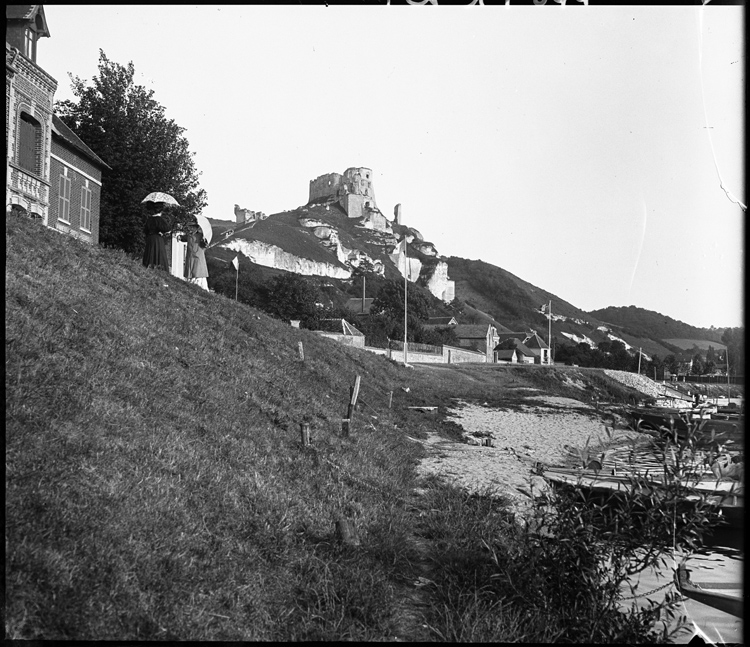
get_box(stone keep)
[308,167,378,221]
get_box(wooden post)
[300,423,311,447]
[388,390,393,409]
[343,375,360,437]
[346,375,361,420]
[298,341,304,362]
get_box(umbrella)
[142,192,179,206]
[195,214,212,245]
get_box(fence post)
[388,390,393,409]
[298,341,304,362]
[300,423,311,446]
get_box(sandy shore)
[411,394,641,516]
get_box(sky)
[39,5,744,329]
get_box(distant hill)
[589,306,726,353]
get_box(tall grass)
[6,214,712,641]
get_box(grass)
[7,214,735,641]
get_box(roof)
[494,349,517,360]
[317,319,364,336]
[6,5,49,37]
[524,332,550,350]
[426,316,457,326]
[51,115,110,170]
[453,324,495,340]
[494,338,535,356]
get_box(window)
[24,28,36,60]
[80,181,92,231]
[58,169,71,223]
[18,112,41,174]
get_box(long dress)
[184,231,209,290]
[142,214,171,270]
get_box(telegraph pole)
[403,239,408,366]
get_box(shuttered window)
[58,170,71,223]
[80,181,92,231]
[18,113,40,174]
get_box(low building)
[314,318,365,350]
[453,323,499,362]
[494,338,535,364]
[496,331,551,365]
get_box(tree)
[262,274,323,327]
[55,51,207,254]
[691,353,704,376]
[371,279,431,336]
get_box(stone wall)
[309,172,343,203]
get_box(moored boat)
[674,564,743,618]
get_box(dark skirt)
[143,234,169,271]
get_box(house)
[453,323,499,362]
[494,348,518,364]
[6,5,107,243]
[314,318,365,350]
[494,338,535,364]
[48,115,110,244]
[495,331,551,365]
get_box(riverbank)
[411,393,641,517]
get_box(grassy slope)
[4,215,657,641]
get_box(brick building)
[6,5,107,243]
[48,115,109,244]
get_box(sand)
[410,395,641,516]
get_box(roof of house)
[494,338,535,356]
[317,318,364,336]
[51,115,111,170]
[453,324,495,340]
[524,331,550,350]
[426,316,458,326]
[344,297,374,314]
[494,349,517,360]
[6,5,49,36]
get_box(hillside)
[7,213,674,641]
[206,197,728,363]
[589,306,726,348]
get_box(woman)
[142,201,171,271]
[183,223,209,290]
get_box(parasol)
[195,214,212,245]
[142,192,179,206]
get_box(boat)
[674,564,743,618]
[624,405,743,443]
[541,467,744,530]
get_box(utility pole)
[637,347,642,375]
[548,300,552,365]
[403,239,408,366]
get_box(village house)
[6,5,107,243]
[452,323,499,363]
[494,337,536,364]
[495,331,551,365]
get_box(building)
[453,323,499,363]
[314,318,366,350]
[48,115,109,244]
[494,338,535,364]
[6,5,107,243]
[495,331,551,365]
[6,5,55,221]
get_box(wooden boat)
[674,564,743,618]
[541,467,744,530]
[625,406,743,439]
